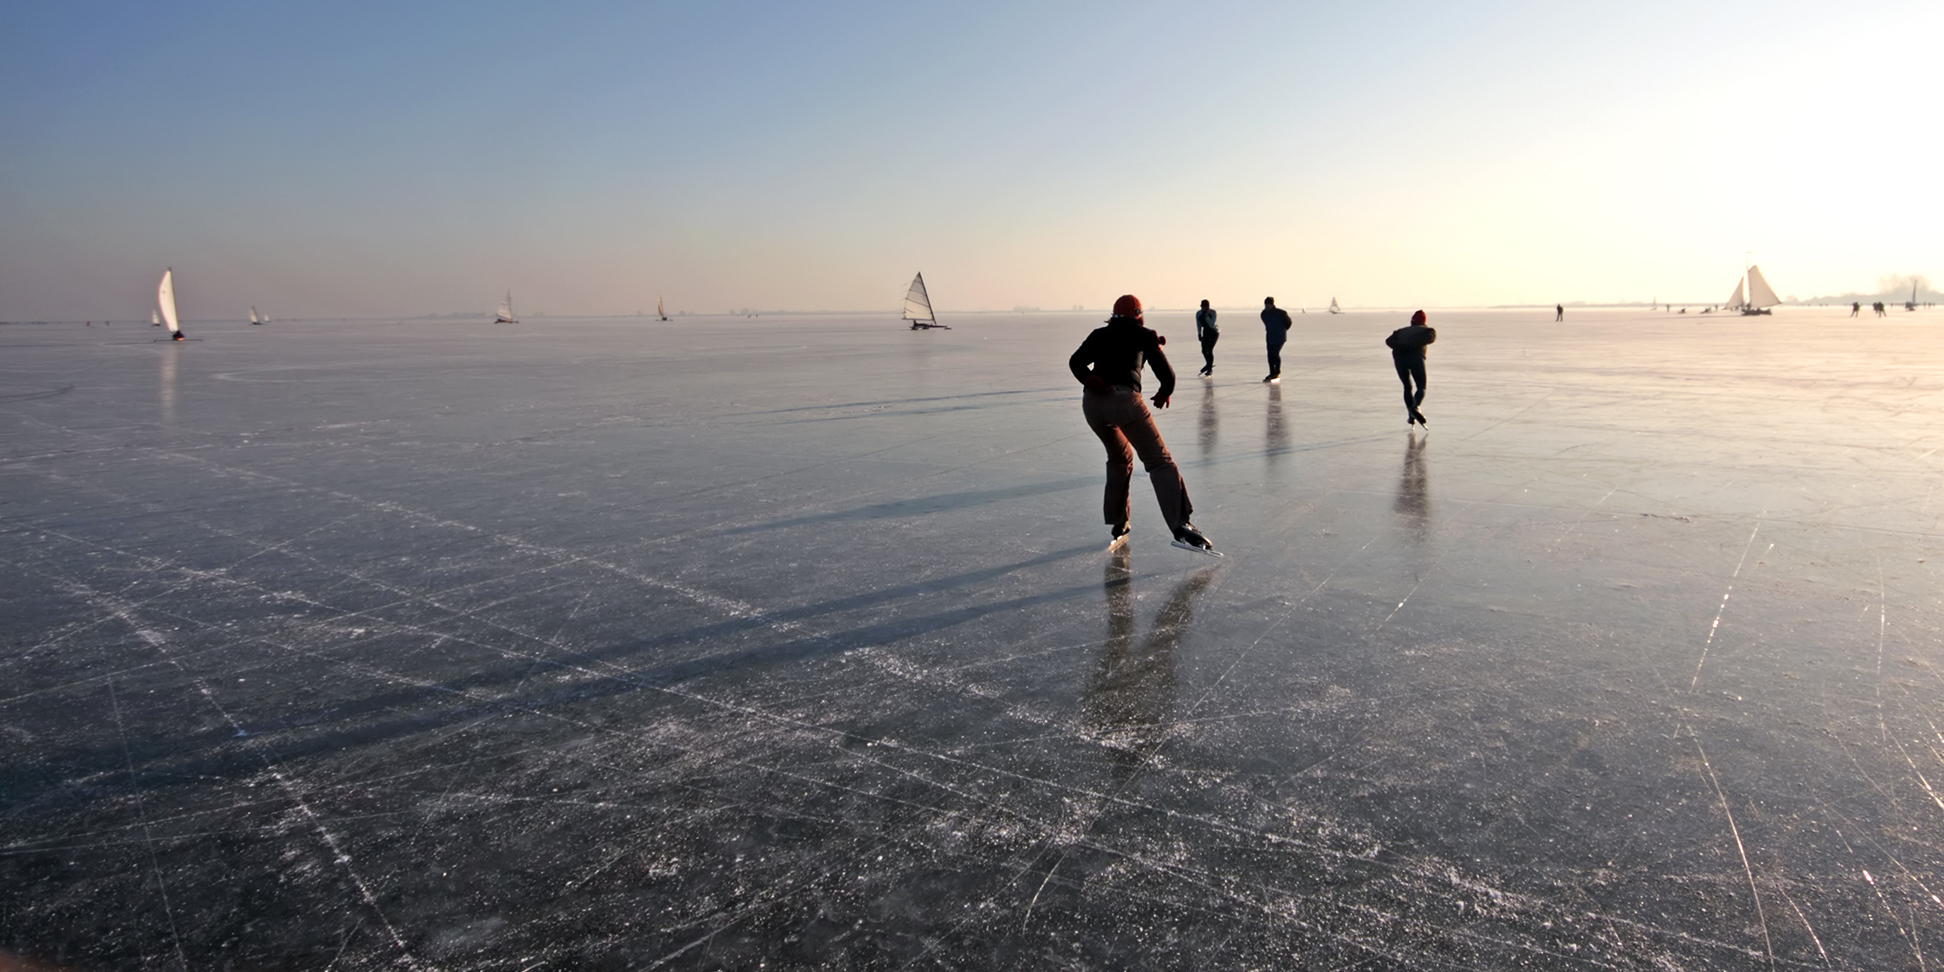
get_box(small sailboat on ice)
[151,310,161,327]
[1908,282,1919,313]
[249,306,265,325]
[495,292,518,324]
[1327,297,1342,315]
[1726,263,1780,316]
[657,296,669,321]
[904,273,947,330]
[157,269,186,341]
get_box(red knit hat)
[1111,294,1143,320]
[1411,310,1427,325]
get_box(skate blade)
[1170,539,1223,557]
[1107,534,1129,552]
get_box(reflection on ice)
[1393,429,1429,545]
[157,345,177,427]
[1264,380,1287,467]
[1081,551,1214,776]
[1197,379,1217,460]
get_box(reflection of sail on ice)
[903,272,947,329]
[1327,297,1342,314]
[495,292,517,323]
[1727,264,1779,316]
[158,269,183,339]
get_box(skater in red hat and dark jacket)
[1385,309,1436,427]
[1069,295,1217,555]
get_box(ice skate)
[1170,525,1221,557]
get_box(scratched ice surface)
[2,308,1942,969]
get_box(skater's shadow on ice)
[717,478,1092,536]
[1,544,1104,815]
[736,386,1061,417]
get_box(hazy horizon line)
[9,299,1937,326]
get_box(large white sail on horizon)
[657,296,667,320]
[1328,297,1342,314]
[495,292,517,323]
[157,269,180,335]
[1745,265,1781,309]
[250,306,261,324]
[902,273,936,326]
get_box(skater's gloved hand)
[1082,373,1110,394]
[1151,393,1170,409]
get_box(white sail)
[495,291,516,323]
[657,296,667,320]
[1726,279,1745,310]
[902,273,935,324]
[1327,297,1341,314]
[158,269,180,334]
[250,306,260,324]
[151,310,160,325]
[1745,265,1781,309]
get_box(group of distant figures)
[1851,301,1926,317]
[1555,303,1723,319]
[1066,295,1436,557]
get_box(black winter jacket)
[1070,319,1175,399]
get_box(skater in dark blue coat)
[1260,297,1292,382]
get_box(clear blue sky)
[2,0,1937,319]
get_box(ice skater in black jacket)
[1195,300,1219,377]
[1385,310,1436,427]
[1070,294,1217,555]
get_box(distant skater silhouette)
[1385,310,1436,427]
[1875,301,1887,318]
[1555,304,1564,321]
[1195,299,1219,377]
[1260,297,1292,382]
[1070,294,1217,555]
[1851,301,1861,317]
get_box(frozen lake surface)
[3,307,1943,969]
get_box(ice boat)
[904,273,947,330]
[158,269,185,340]
[1727,264,1780,316]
